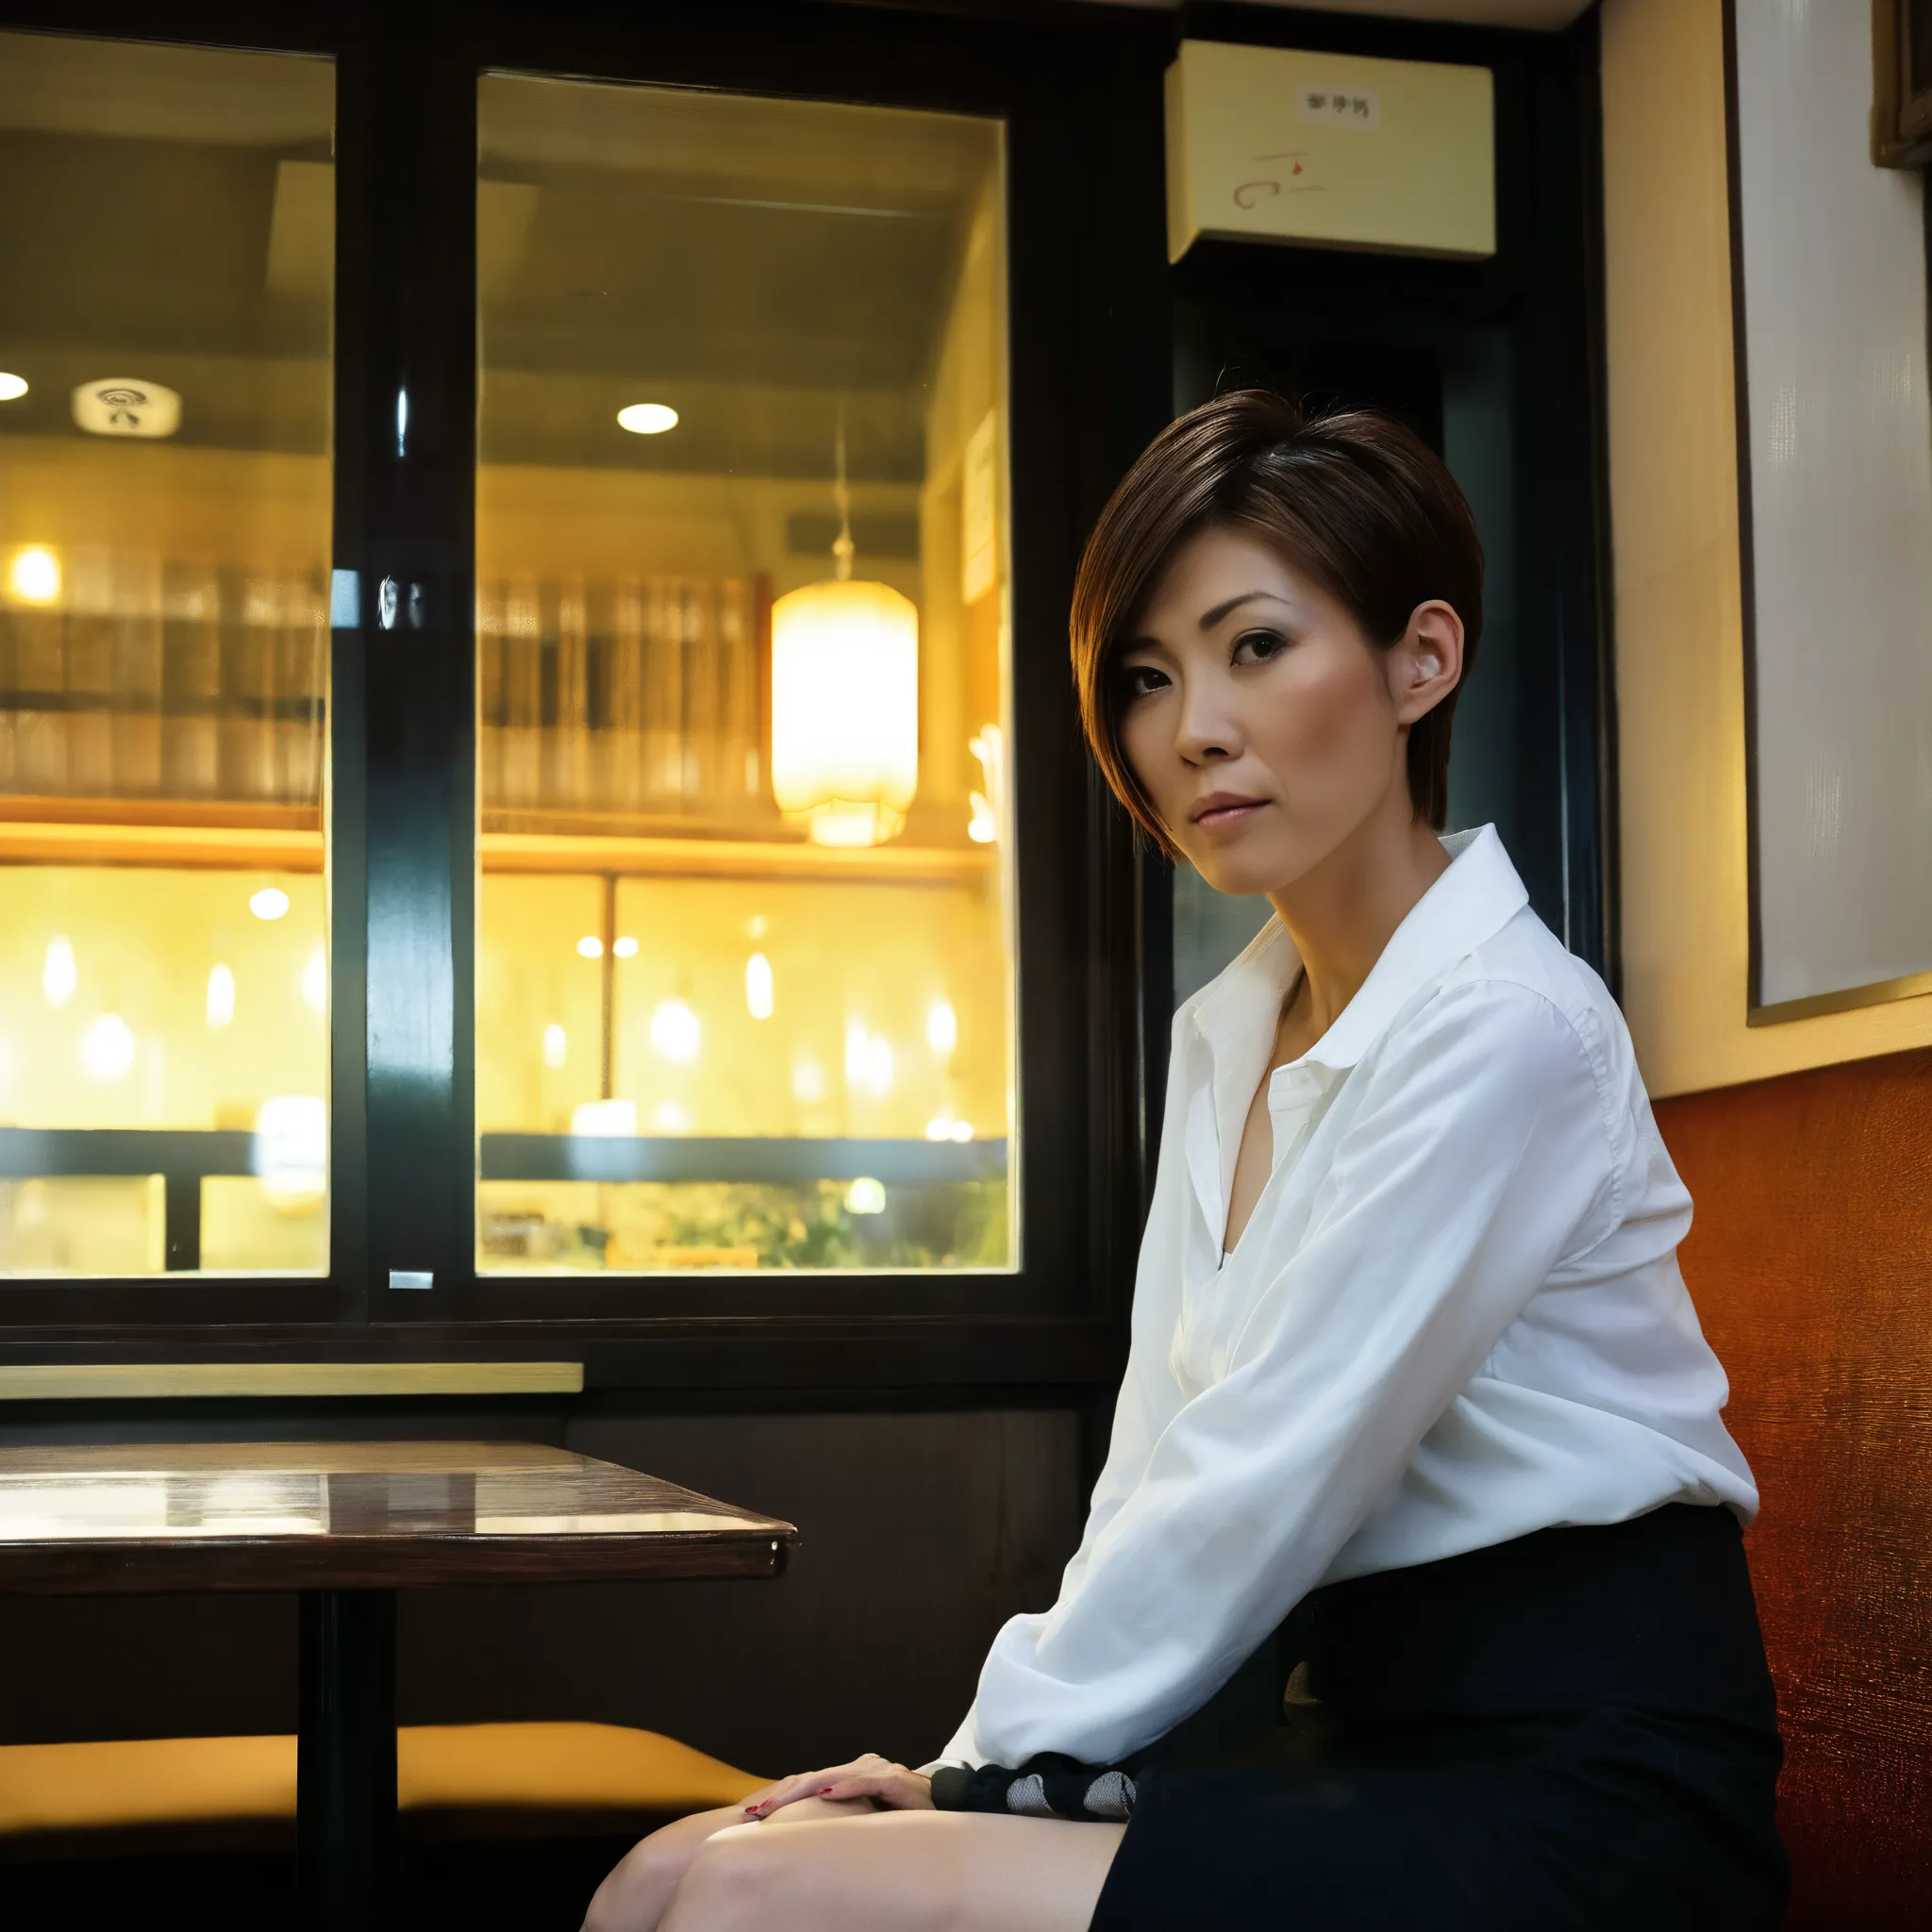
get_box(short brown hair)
[1070,389,1484,850]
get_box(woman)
[584,390,1787,1932]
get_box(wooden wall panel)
[1656,1049,1932,1929]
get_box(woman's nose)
[1174,687,1240,764]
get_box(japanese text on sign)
[1296,86,1381,131]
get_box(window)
[0,32,334,1276]
[474,76,1016,1275]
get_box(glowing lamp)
[770,577,919,846]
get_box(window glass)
[0,34,333,1276]
[476,75,1015,1274]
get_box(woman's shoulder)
[1374,907,1639,1122]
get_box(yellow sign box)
[1164,39,1496,264]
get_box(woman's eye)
[1232,628,1289,665]
[1119,663,1170,700]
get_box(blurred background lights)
[576,934,603,959]
[617,402,678,435]
[844,1176,887,1215]
[652,1100,691,1133]
[572,1097,637,1137]
[967,724,1004,845]
[542,1024,567,1069]
[206,962,236,1028]
[81,1013,136,1082]
[649,997,701,1062]
[844,1019,893,1097]
[924,1114,977,1143]
[249,887,290,921]
[612,935,639,958]
[0,373,26,401]
[791,1057,825,1104]
[42,936,76,1008]
[254,1094,326,1215]
[745,951,774,1020]
[926,999,958,1056]
[9,545,59,605]
[301,945,326,1014]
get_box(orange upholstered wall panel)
[1655,1047,1932,1930]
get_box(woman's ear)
[1391,600,1464,724]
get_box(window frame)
[0,0,1174,1390]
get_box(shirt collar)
[1186,824,1531,1077]
[1178,826,1529,1243]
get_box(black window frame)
[0,0,1174,1397]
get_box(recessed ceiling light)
[617,402,678,435]
[0,374,26,402]
[250,887,291,921]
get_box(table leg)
[298,1588,398,1932]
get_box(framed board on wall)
[1725,0,1932,1023]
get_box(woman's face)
[1114,525,1459,900]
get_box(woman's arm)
[960,978,1622,1770]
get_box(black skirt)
[1082,1503,1787,1931]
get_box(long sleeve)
[953,980,1622,1770]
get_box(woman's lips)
[1191,797,1267,831]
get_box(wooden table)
[0,1441,797,1930]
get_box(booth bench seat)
[0,1722,764,1859]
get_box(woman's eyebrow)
[1199,589,1295,630]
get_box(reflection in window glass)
[0,35,333,1276]
[475,75,1014,1274]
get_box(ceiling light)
[250,887,290,921]
[576,934,603,959]
[542,1024,567,1069]
[0,374,26,402]
[612,936,639,958]
[771,416,917,847]
[617,402,678,435]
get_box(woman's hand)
[738,1752,935,1822]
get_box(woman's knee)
[661,1823,789,1932]
[583,1806,743,1932]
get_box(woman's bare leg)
[658,1808,1127,1932]
[582,1797,875,1932]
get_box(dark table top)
[0,1441,797,1594]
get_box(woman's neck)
[1265,794,1452,1045]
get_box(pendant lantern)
[769,415,918,847]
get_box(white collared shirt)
[931,825,1756,1773]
